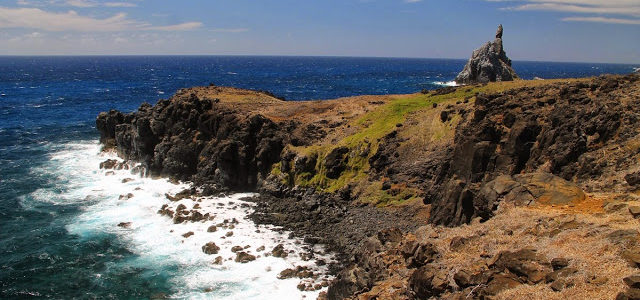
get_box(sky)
[0,0,638,63]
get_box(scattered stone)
[207,225,217,232]
[182,231,194,238]
[256,245,265,252]
[231,246,243,253]
[278,266,314,279]
[551,258,570,271]
[407,242,438,268]
[225,231,234,237]
[100,159,118,169]
[202,242,220,255]
[213,256,223,265]
[165,189,193,201]
[119,193,134,200]
[409,265,448,298]
[625,172,640,186]
[121,178,134,183]
[587,276,608,286]
[492,248,552,284]
[483,273,522,296]
[117,222,131,228]
[272,244,289,258]
[235,252,256,263]
[549,278,574,291]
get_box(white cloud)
[562,16,640,25]
[104,2,136,7]
[404,0,422,3]
[65,0,96,7]
[209,28,249,33]
[149,22,202,31]
[504,3,640,17]
[490,0,640,24]
[0,6,202,31]
[16,0,139,8]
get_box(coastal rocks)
[117,222,132,228]
[327,228,433,299]
[272,244,289,258]
[428,74,640,226]
[202,242,220,255]
[278,266,314,279]
[96,91,288,189]
[234,251,256,263]
[455,25,518,84]
[96,110,127,147]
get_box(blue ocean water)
[0,56,636,298]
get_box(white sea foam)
[26,141,335,299]
[433,80,459,87]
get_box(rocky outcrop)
[428,73,640,226]
[455,25,518,84]
[96,91,289,190]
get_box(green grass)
[271,80,555,205]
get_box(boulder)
[409,265,448,298]
[626,171,640,186]
[202,242,220,255]
[272,244,289,258]
[235,251,256,263]
[478,172,586,210]
[455,25,518,84]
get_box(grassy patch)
[273,79,592,205]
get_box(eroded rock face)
[427,74,640,226]
[96,93,287,190]
[455,24,518,84]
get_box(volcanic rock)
[455,25,518,84]
[202,242,220,255]
[234,251,256,263]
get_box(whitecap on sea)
[26,141,335,299]
[433,80,459,87]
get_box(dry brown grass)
[411,192,640,299]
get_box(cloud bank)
[490,0,640,25]
[0,6,202,31]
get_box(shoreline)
[96,72,640,299]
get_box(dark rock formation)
[96,92,287,190]
[427,74,640,226]
[455,24,518,84]
[202,242,220,255]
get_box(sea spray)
[27,141,334,299]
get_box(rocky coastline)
[97,72,640,299]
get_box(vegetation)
[270,77,594,206]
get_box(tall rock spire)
[454,25,518,84]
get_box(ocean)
[0,56,636,299]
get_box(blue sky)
[0,0,638,63]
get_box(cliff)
[97,73,640,299]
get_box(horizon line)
[0,54,637,66]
